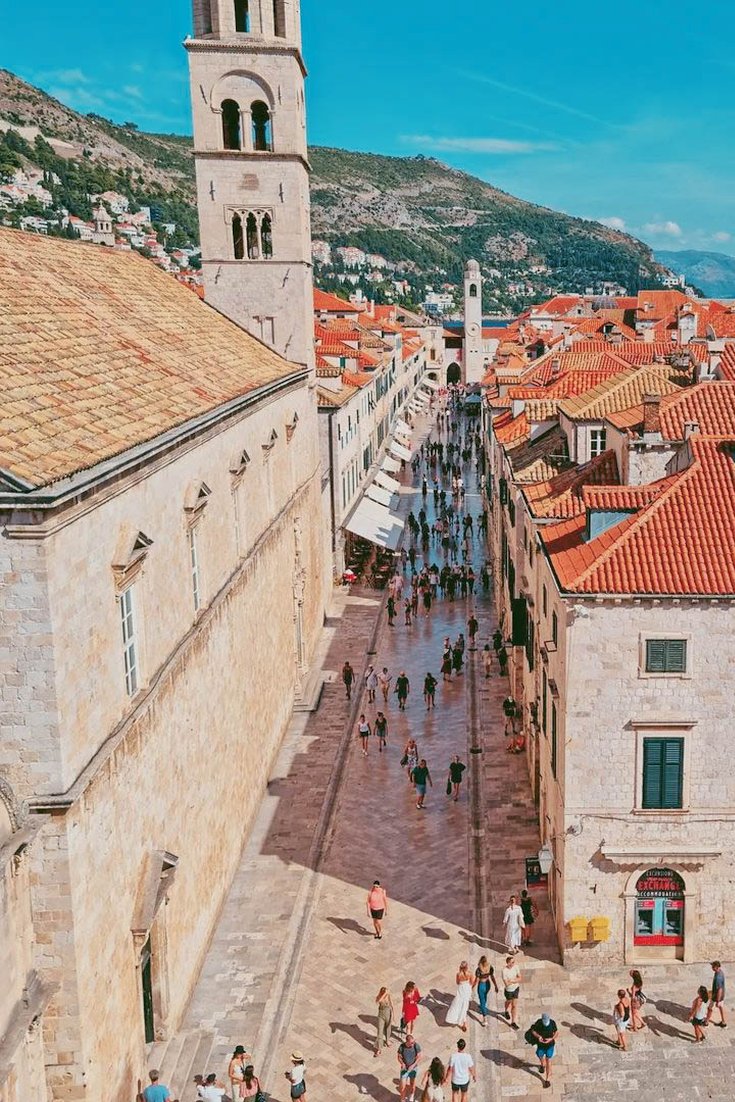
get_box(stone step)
[170,1029,215,1101]
[158,1032,187,1091]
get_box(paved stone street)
[160,407,734,1102]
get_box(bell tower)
[185,0,313,367]
[463,258,483,384]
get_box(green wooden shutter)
[551,703,558,778]
[642,739,663,807]
[512,597,528,646]
[645,640,666,672]
[662,739,684,807]
[665,640,687,673]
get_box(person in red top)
[366,880,388,939]
[401,981,421,1035]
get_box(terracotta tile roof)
[494,411,529,447]
[358,350,380,369]
[569,316,637,340]
[718,344,735,381]
[707,311,735,339]
[557,364,687,420]
[581,481,676,510]
[525,348,631,385]
[342,371,373,388]
[636,289,689,321]
[314,326,359,359]
[523,450,618,519]
[542,436,735,594]
[317,384,359,408]
[0,229,299,489]
[606,381,735,439]
[510,425,572,484]
[531,295,583,316]
[523,398,565,421]
[313,288,360,314]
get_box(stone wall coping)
[601,844,722,861]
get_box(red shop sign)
[636,867,685,898]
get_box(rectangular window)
[120,586,138,696]
[645,638,687,673]
[542,670,548,734]
[542,585,547,616]
[551,610,558,647]
[642,737,684,808]
[590,428,607,457]
[189,527,201,612]
[551,702,558,777]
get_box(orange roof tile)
[313,288,360,314]
[342,370,373,388]
[541,436,735,595]
[557,365,686,421]
[718,344,735,381]
[636,289,689,320]
[708,311,735,339]
[523,450,618,519]
[0,229,300,488]
[606,380,735,439]
[494,411,529,447]
[531,295,583,316]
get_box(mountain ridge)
[0,68,668,309]
[655,249,735,299]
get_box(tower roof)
[465,259,481,275]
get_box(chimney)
[642,393,662,435]
[551,356,561,375]
[684,420,700,439]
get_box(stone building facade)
[0,228,325,1102]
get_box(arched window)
[197,0,213,34]
[251,101,272,151]
[261,214,273,259]
[273,0,286,36]
[221,99,242,150]
[234,0,250,31]
[246,213,259,259]
[232,213,244,259]
[469,283,478,298]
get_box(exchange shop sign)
[635,867,685,898]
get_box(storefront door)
[634,867,685,950]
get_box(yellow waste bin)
[589,916,611,942]
[567,916,588,943]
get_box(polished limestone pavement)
[157,408,734,1102]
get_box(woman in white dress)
[445,961,473,1031]
[503,894,525,953]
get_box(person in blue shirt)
[142,1069,170,1102]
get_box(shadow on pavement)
[344,1072,396,1101]
[328,1020,375,1052]
[326,916,373,938]
[570,1001,611,1025]
[480,1048,538,1077]
[566,1022,617,1047]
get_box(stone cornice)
[184,36,308,78]
[194,150,310,172]
[0,371,307,525]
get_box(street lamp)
[537,842,554,875]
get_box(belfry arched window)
[261,214,273,259]
[246,213,259,259]
[251,101,272,151]
[469,283,478,298]
[221,99,242,150]
[232,213,244,259]
[234,0,250,31]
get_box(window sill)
[638,670,691,680]
[631,807,690,816]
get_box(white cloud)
[712,230,731,243]
[122,85,144,99]
[38,67,92,85]
[643,220,683,236]
[599,216,627,231]
[401,135,557,155]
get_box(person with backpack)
[397,1034,421,1102]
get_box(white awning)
[381,455,402,474]
[366,483,397,509]
[422,377,441,391]
[344,498,404,551]
[395,417,413,436]
[389,440,412,462]
[413,391,430,406]
[374,470,401,494]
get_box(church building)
[0,3,327,1101]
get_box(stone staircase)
[146,1030,215,1101]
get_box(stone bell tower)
[463,258,483,384]
[185,0,314,368]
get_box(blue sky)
[4,0,735,257]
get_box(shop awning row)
[389,440,411,463]
[422,377,441,392]
[374,469,401,494]
[395,417,413,437]
[344,497,404,551]
[381,455,402,474]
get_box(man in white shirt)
[444,1038,476,1101]
[196,1073,226,1102]
[501,955,522,1030]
